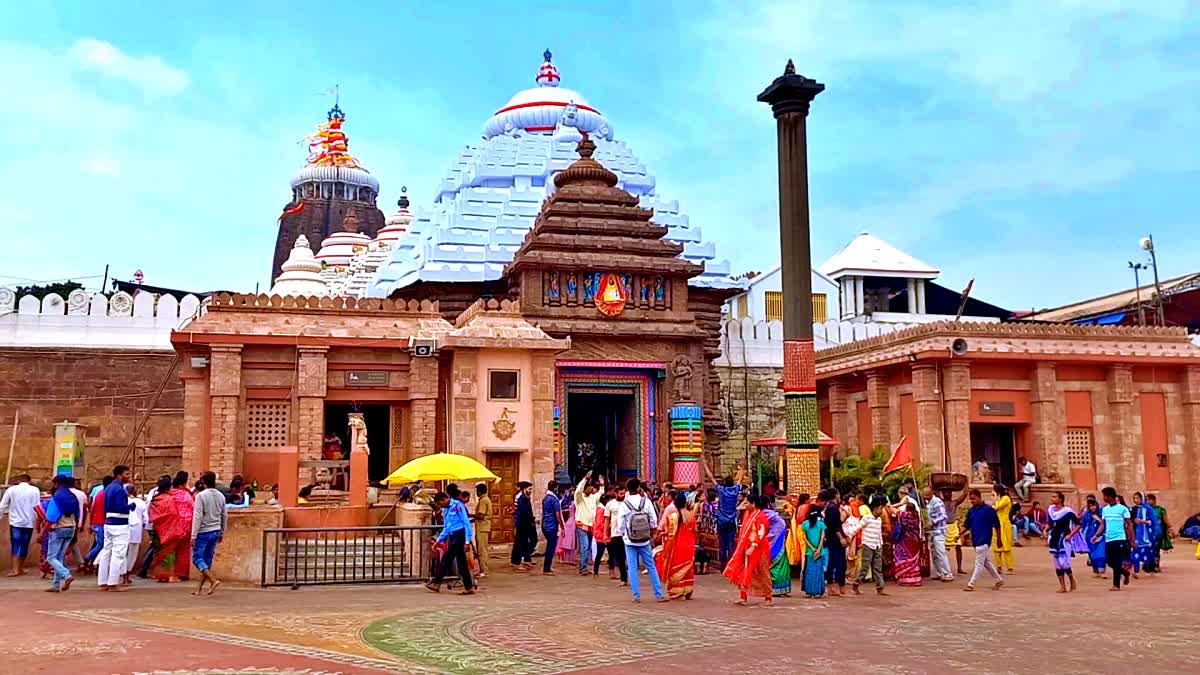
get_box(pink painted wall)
[474,350,535,482]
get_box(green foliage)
[749,454,778,491]
[822,447,931,501]
[13,280,83,300]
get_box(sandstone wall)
[0,347,183,487]
[716,365,785,475]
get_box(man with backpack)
[619,478,665,602]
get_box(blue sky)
[2,1,1198,310]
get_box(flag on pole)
[882,435,912,474]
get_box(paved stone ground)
[1,546,1198,674]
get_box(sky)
[2,0,1198,311]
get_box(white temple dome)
[482,50,613,141]
[271,235,328,296]
[315,230,371,268]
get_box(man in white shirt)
[618,478,664,602]
[1014,457,1037,500]
[603,482,629,586]
[0,474,42,576]
[847,495,887,595]
[123,483,148,583]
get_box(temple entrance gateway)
[565,391,637,483]
[324,403,392,481]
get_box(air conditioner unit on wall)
[409,337,436,357]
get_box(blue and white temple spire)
[366,50,743,296]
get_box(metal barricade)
[260,525,438,587]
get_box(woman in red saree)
[656,492,697,599]
[723,494,773,606]
[149,476,193,581]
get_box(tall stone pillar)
[295,346,328,464]
[1106,364,1136,490]
[207,344,243,480]
[758,60,824,496]
[943,361,971,474]
[866,371,890,452]
[1182,366,1200,508]
[1030,362,1065,482]
[828,381,849,458]
[911,364,945,470]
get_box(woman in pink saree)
[149,474,194,581]
[556,493,578,565]
[893,502,923,586]
[655,493,697,599]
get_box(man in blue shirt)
[962,488,1004,591]
[705,463,745,570]
[540,481,563,575]
[427,490,475,594]
[95,465,131,591]
[1092,486,1134,590]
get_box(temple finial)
[544,48,552,62]
[784,59,796,76]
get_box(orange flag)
[882,435,911,474]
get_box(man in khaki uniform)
[474,483,493,578]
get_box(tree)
[821,447,931,501]
[13,281,83,300]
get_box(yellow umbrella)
[383,452,500,486]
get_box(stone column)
[906,279,917,313]
[207,344,242,480]
[295,346,328,464]
[911,364,945,470]
[1182,366,1200,508]
[943,361,971,474]
[450,351,478,457]
[180,363,210,477]
[531,354,557,492]
[409,355,439,457]
[758,60,824,497]
[1106,364,1136,490]
[1030,362,1065,482]
[828,380,850,457]
[866,371,890,452]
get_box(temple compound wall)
[0,288,193,484]
[817,321,1200,516]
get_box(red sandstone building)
[817,321,1200,514]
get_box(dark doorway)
[324,403,392,482]
[566,392,636,484]
[970,424,1017,486]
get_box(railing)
[260,525,439,587]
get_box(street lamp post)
[758,61,824,494]
[1140,235,1165,325]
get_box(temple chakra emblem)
[595,273,627,316]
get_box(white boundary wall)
[0,288,201,350]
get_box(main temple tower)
[271,104,385,281]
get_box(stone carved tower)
[271,104,385,282]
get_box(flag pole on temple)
[758,61,824,496]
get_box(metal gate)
[260,525,438,587]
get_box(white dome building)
[270,235,327,296]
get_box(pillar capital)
[757,60,825,118]
[1107,363,1134,404]
[943,360,971,401]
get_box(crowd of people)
[420,461,1192,605]
[0,466,231,595]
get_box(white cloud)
[67,38,189,97]
[81,154,121,177]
